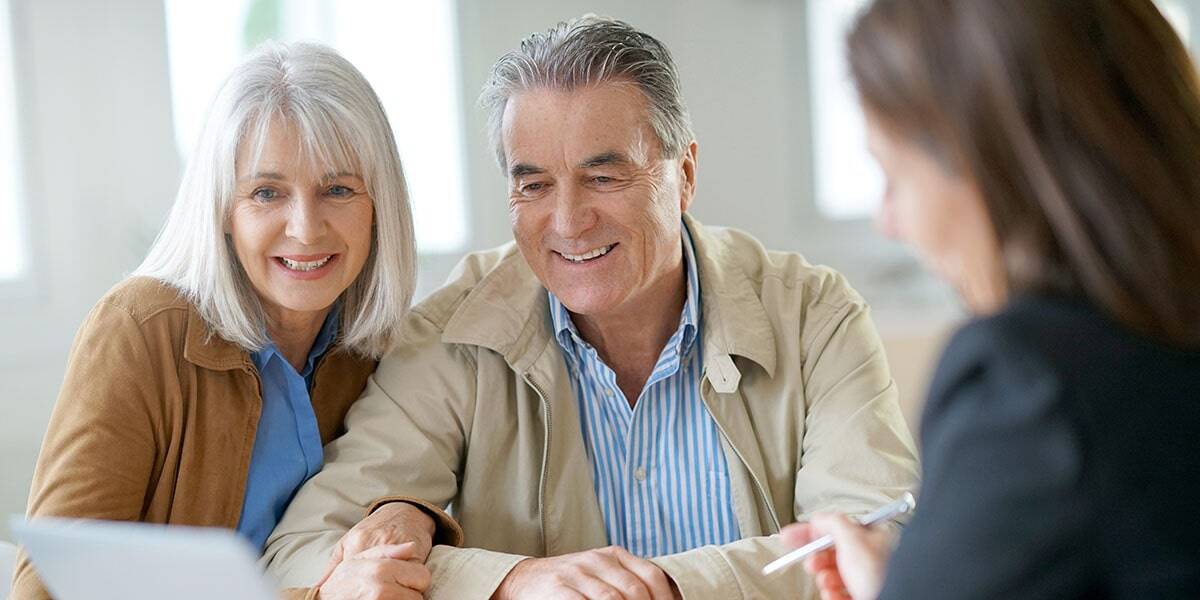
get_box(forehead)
[501,84,659,167]
[235,114,360,178]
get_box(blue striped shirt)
[549,226,741,558]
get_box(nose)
[285,195,327,245]
[551,186,596,239]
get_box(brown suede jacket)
[11,277,379,599]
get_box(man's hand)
[316,543,431,600]
[780,514,893,600]
[315,502,436,588]
[492,546,680,600]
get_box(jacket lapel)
[441,243,607,556]
[687,214,784,533]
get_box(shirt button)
[604,389,615,398]
[634,466,647,481]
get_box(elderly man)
[264,15,918,600]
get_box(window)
[0,0,27,281]
[806,0,1196,223]
[164,0,468,253]
[1156,0,1192,47]
[807,0,881,221]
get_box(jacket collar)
[441,213,777,381]
[183,307,253,372]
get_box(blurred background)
[0,0,1194,542]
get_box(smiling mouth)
[276,255,336,272]
[556,244,617,263]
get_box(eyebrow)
[578,151,631,169]
[509,163,546,178]
[240,171,286,181]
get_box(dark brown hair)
[848,0,1200,346]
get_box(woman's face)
[229,119,374,327]
[866,113,1006,313]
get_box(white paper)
[10,515,279,600]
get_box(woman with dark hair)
[781,0,1200,598]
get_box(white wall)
[0,0,179,541]
[0,0,959,542]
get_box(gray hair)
[479,15,695,170]
[136,41,417,358]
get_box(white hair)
[136,41,416,358]
[479,15,695,170]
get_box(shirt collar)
[251,303,341,378]
[549,223,702,357]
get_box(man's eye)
[522,182,546,193]
[252,188,279,201]
[592,176,614,184]
[327,184,353,197]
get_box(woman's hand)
[780,513,893,600]
[316,543,431,600]
[315,502,436,588]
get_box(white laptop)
[10,516,278,600]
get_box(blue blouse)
[236,307,339,550]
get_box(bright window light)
[164,0,468,253]
[0,0,27,281]
[808,0,881,221]
[807,0,1195,222]
[1156,0,1192,47]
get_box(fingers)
[780,522,818,548]
[585,550,651,600]
[376,558,433,593]
[354,542,422,562]
[812,513,867,544]
[317,550,432,600]
[315,543,346,589]
[803,547,838,574]
[604,547,674,600]
[816,567,846,593]
[572,575,645,600]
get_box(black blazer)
[880,295,1200,599]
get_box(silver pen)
[762,492,917,576]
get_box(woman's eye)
[327,184,353,198]
[251,187,278,201]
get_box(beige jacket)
[263,216,919,599]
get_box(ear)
[678,140,698,212]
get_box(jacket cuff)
[367,496,465,547]
[651,546,743,600]
[279,587,319,600]
[425,545,528,600]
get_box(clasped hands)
[316,502,681,600]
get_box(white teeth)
[561,244,614,263]
[280,256,332,271]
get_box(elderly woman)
[783,0,1200,598]
[11,42,438,599]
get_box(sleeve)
[792,299,921,520]
[10,301,166,600]
[651,299,920,600]
[877,331,1093,599]
[261,312,480,591]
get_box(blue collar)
[549,222,701,356]
[251,303,341,381]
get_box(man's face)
[502,84,697,321]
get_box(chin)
[269,292,340,314]
[552,288,624,318]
